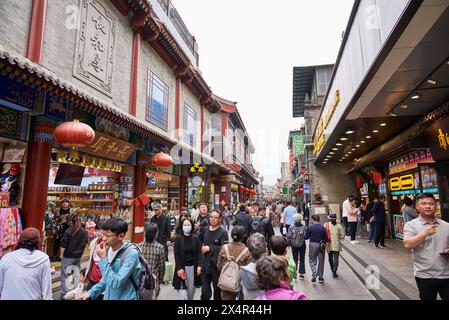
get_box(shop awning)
[0,44,177,148]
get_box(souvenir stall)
[0,129,28,259]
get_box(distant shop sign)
[313,90,340,156]
[424,117,449,162]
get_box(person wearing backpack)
[324,213,345,278]
[217,226,252,300]
[140,223,165,300]
[201,210,229,300]
[286,214,307,280]
[233,205,253,244]
[173,218,202,300]
[82,218,141,300]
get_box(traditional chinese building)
[0,0,257,256]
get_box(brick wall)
[0,0,32,56]
[41,0,132,114]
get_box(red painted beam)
[110,0,129,16]
[129,31,140,116]
[201,104,204,153]
[26,0,48,63]
[175,78,181,140]
[221,112,228,138]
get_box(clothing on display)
[0,208,23,258]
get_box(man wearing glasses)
[82,218,141,300]
[403,193,449,300]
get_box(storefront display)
[146,170,179,212]
[45,148,136,254]
[0,138,27,258]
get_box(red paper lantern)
[356,176,363,189]
[54,120,95,148]
[373,172,382,185]
[245,187,250,194]
[151,152,173,167]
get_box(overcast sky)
[171,0,354,185]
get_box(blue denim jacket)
[88,242,141,300]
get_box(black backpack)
[250,216,264,235]
[114,243,156,300]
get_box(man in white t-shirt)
[342,195,354,237]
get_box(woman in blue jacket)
[82,218,141,300]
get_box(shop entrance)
[44,149,135,260]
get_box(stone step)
[341,241,419,300]
[339,250,400,300]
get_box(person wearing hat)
[0,227,53,300]
[324,212,345,278]
[150,202,172,262]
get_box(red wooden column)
[128,10,145,116]
[129,31,141,116]
[133,153,147,243]
[21,118,55,238]
[175,78,182,140]
[200,104,205,152]
[26,0,48,63]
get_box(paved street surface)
[156,227,417,300]
[52,226,419,300]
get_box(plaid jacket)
[140,241,166,295]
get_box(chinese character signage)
[388,149,433,175]
[424,118,449,162]
[190,163,205,174]
[73,0,116,96]
[291,133,304,157]
[78,131,135,162]
[313,90,340,156]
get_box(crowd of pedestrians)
[1,195,447,301]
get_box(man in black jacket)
[233,205,253,244]
[60,215,88,299]
[372,196,387,248]
[201,210,229,300]
[151,202,172,261]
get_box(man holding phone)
[403,193,449,300]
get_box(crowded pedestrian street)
[1,0,449,308]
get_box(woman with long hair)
[172,218,201,300]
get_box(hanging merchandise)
[0,208,23,258]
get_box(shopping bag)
[163,262,174,284]
[366,223,371,233]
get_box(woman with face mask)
[172,218,202,300]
